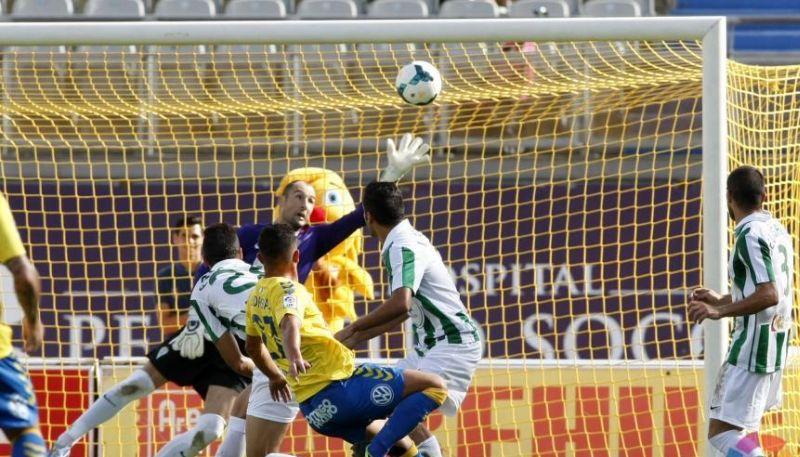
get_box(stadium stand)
[508,0,570,17]
[581,0,640,17]
[671,0,800,62]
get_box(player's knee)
[195,413,226,447]
[431,373,446,390]
[110,369,156,404]
[418,372,446,391]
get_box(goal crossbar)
[0,17,724,45]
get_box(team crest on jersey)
[772,314,787,331]
[408,302,424,327]
[283,295,297,309]
[370,384,394,406]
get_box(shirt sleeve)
[194,263,209,284]
[270,281,306,326]
[190,289,227,342]
[740,230,777,285]
[0,193,26,264]
[245,293,260,337]
[238,224,266,266]
[385,242,425,294]
[308,205,366,262]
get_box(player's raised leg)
[50,362,166,457]
[365,368,447,457]
[154,385,237,457]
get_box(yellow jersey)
[246,276,355,402]
[0,193,25,359]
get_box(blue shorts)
[299,364,405,443]
[0,354,39,430]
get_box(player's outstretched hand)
[379,133,431,182]
[22,318,43,354]
[690,287,722,306]
[169,318,205,359]
[269,374,292,403]
[288,357,311,379]
[334,326,355,347]
[687,300,722,324]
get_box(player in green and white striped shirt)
[688,166,793,457]
[335,182,481,457]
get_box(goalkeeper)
[49,134,430,457]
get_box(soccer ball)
[395,61,442,106]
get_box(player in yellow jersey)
[245,224,448,457]
[0,192,47,457]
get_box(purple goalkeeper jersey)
[195,205,365,283]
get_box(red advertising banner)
[0,365,93,457]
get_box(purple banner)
[4,178,703,360]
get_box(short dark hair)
[363,181,405,226]
[727,166,766,210]
[283,180,308,196]
[201,223,239,266]
[173,215,202,233]
[258,224,298,265]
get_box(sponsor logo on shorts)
[370,384,394,406]
[306,399,338,429]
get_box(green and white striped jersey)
[382,220,480,355]
[727,211,794,374]
[191,258,260,342]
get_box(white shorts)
[710,362,783,430]
[246,370,300,424]
[396,341,482,416]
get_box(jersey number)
[250,314,286,360]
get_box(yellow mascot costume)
[275,168,374,332]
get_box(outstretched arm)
[310,134,431,262]
[336,288,412,347]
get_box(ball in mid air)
[395,61,442,106]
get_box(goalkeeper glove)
[379,133,431,182]
[169,316,206,359]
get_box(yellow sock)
[394,444,419,457]
[422,387,448,405]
